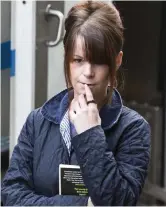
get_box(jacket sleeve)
[1,111,88,206]
[71,118,151,206]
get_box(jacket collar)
[41,88,123,130]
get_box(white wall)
[9,1,36,155]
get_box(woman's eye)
[73,58,83,63]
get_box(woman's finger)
[85,84,97,110]
[73,98,81,113]
[85,84,95,102]
[78,94,88,109]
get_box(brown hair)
[63,1,124,102]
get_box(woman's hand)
[69,84,101,134]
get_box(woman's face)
[69,36,110,101]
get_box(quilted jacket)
[1,88,151,206]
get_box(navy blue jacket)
[1,88,151,206]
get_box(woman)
[2,1,151,206]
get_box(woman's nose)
[83,63,94,78]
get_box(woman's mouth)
[87,84,95,87]
[80,82,95,87]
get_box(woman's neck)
[96,93,109,111]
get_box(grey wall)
[1,70,10,136]
[1,1,11,42]
[1,1,11,136]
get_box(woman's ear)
[116,51,123,70]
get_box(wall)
[1,1,11,136]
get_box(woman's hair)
[63,1,124,100]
